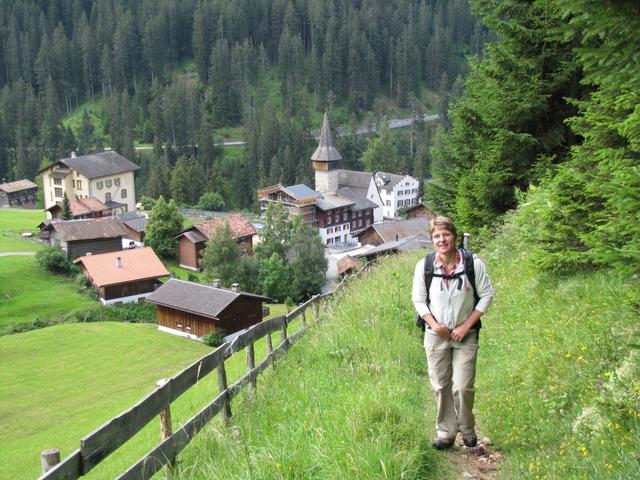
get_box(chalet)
[176,215,257,271]
[374,172,420,219]
[354,217,429,247]
[46,197,112,220]
[146,278,271,339]
[0,179,38,208]
[40,217,129,259]
[40,151,139,217]
[122,215,148,244]
[74,247,169,305]
[256,184,321,225]
[405,203,439,221]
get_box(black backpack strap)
[462,249,482,329]
[415,252,437,331]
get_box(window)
[385,200,390,207]
[404,199,411,206]
[412,189,417,194]
[343,212,348,221]
[397,200,403,207]
[327,238,333,245]
[114,177,121,187]
[105,192,111,202]
[76,180,82,190]
[334,236,340,243]
[405,190,410,195]
[176,323,183,328]
[412,198,417,205]
[55,188,63,197]
[327,227,333,234]
[106,179,112,188]
[96,181,103,190]
[54,178,62,186]
[398,190,403,196]
[334,215,339,223]
[121,189,127,199]
[344,223,349,230]
[72,180,75,188]
[358,219,363,227]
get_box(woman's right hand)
[432,323,451,340]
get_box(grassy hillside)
[169,214,638,479]
[0,208,45,252]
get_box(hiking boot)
[462,431,478,448]
[431,437,455,450]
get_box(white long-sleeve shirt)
[412,251,494,332]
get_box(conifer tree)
[144,196,183,259]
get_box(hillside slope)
[172,214,638,479]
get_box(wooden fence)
[38,292,331,480]
[3,230,46,245]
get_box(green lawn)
[0,317,303,480]
[0,208,46,252]
[0,255,94,329]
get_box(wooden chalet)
[46,197,112,220]
[354,217,429,247]
[146,278,271,339]
[0,179,38,208]
[256,184,320,226]
[122,215,148,243]
[40,217,129,259]
[405,203,438,221]
[176,215,257,271]
[74,247,169,304]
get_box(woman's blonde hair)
[429,216,458,240]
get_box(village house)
[354,217,429,247]
[40,151,139,217]
[146,278,271,339]
[45,197,112,220]
[120,214,148,246]
[74,247,169,305]
[176,214,257,271]
[0,179,38,208]
[405,203,439,221]
[40,217,129,259]
[374,171,420,219]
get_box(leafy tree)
[258,253,292,303]
[35,246,75,275]
[289,217,327,300]
[145,196,183,259]
[61,193,72,220]
[255,201,292,262]
[201,220,241,286]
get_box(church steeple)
[312,111,341,193]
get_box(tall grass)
[175,255,449,479]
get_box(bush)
[35,246,75,275]
[196,191,225,211]
[202,330,226,347]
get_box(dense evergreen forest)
[0,0,487,210]
[428,0,640,275]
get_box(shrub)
[35,246,75,275]
[202,330,226,347]
[196,191,225,211]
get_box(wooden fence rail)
[38,294,324,480]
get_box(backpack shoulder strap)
[423,252,437,304]
[462,249,479,306]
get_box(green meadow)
[0,208,45,252]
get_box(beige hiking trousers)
[424,330,479,440]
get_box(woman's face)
[431,227,456,257]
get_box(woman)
[412,216,494,449]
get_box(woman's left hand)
[450,324,469,342]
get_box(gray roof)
[356,234,432,258]
[337,187,378,211]
[374,171,405,191]
[182,230,207,243]
[339,170,372,189]
[49,169,72,179]
[285,184,320,200]
[0,179,37,193]
[58,151,139,179]
[118,210,146,222]
[47,217,129,241]
[355,218,429,242]
[123,217,148,233]
[146,279,269,319]
[315,192,355,211]
[310,112,342,162]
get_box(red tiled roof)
[47,197,111,217]
[193,215,257,241]
[73,247,170,287]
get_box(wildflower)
[276,463,281,470]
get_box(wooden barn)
[405,203,438,221]
[0,179,38,208]
[176,215,257,271]
[40,217,129,259]
[354,217,429,247]
[146,279,270,340]
[74,247,169,304]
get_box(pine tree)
[201,220,241,285]
[61,192,72,220]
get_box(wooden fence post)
[40,448,60,474]
[463,232,470,250]
[246,343,256,398]
[156,379,174,479]
[312,301,319,322]
[280,318,288,347]
[301,308,307,329]
[217,363,232,424]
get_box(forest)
[0,0,487,210]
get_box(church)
[256,112,419,246]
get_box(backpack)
[415,249,481,332]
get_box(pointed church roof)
[310,111,342,162]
